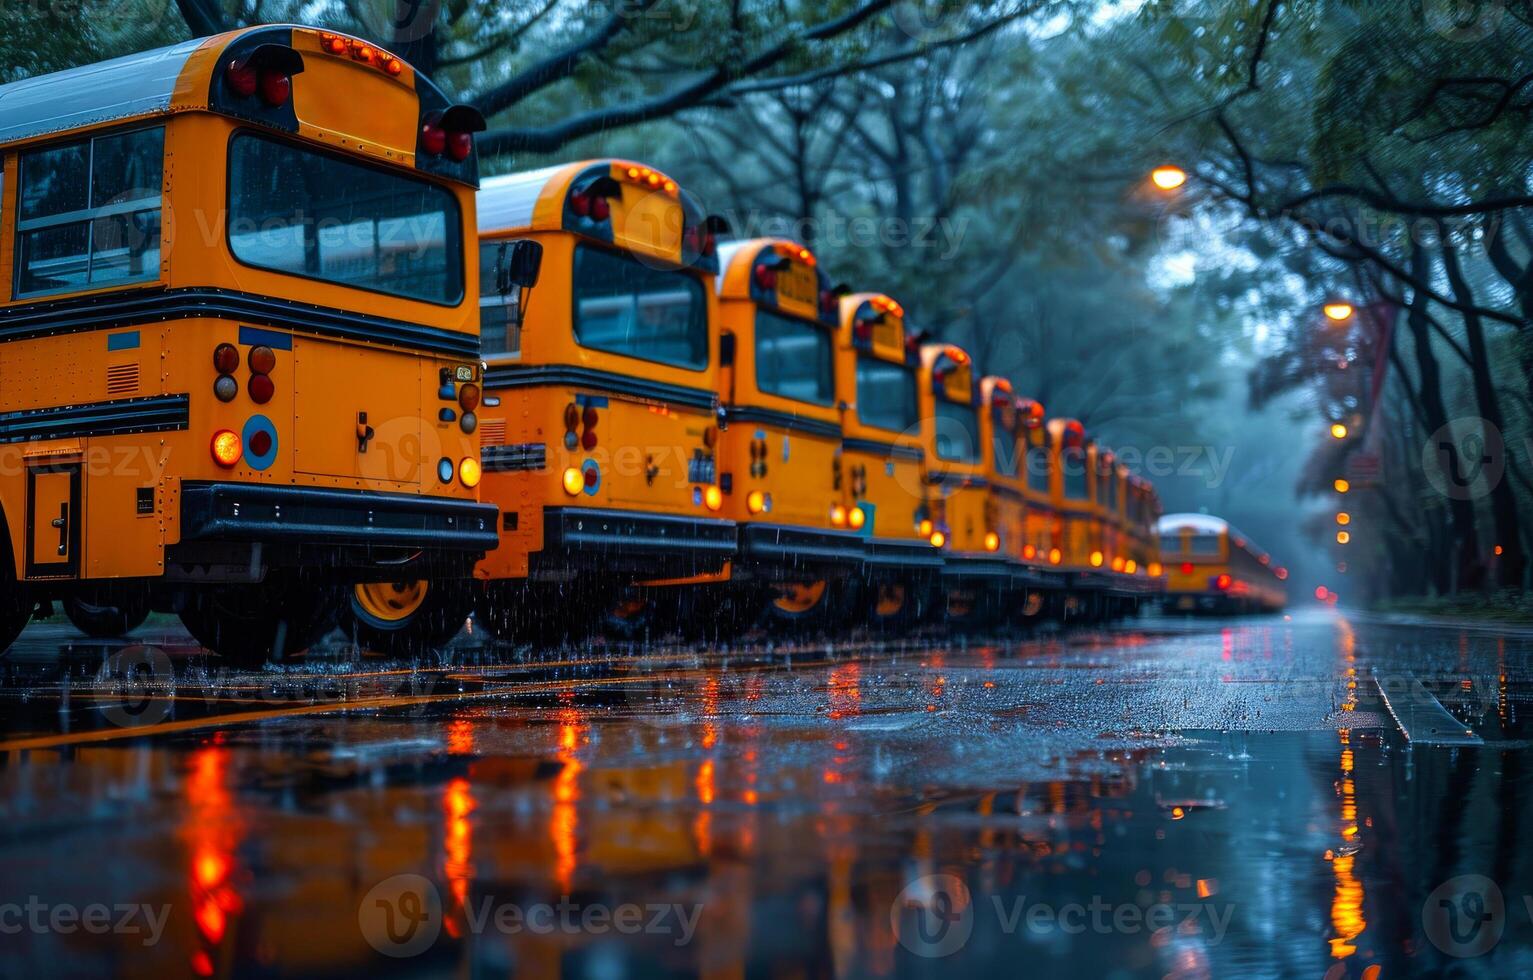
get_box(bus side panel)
[936,483,988,553]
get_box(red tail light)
[458,383,481,412]
[581,406,598,429]
[581,405,598,449]
[1215,574,1232,591]
[248,374,274,404]
[853,318,873,341]
[259,70,290,106]
[571,191,610,221]
[247,345,276,375]
[446,131,473,162]
[1180,562,1194,575]
[212,343,239,374]
[211,430,242,468]
[754,264,777,290]
[225,60,257,97]
[820,290,838,318]
[421,123,446,156]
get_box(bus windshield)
[934,398,980,463]
[756,309,832,405]
[228,133,463,305]
[856,356,918,432]
[572,245,707,370]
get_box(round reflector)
[213,375,238,403]
[211,430,242,467]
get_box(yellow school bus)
[1159,513,1286,613]
[1127,476,1165,583]
[979,378,1059,620]
[835,292,941,626]
[0,26,497,664]
[471,160,734,642]
[714,239,861,628]
[1018,398,1057,567]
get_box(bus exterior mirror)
[496,239,543,293]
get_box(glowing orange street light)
[1336,512,1351,526]
[1336,530,1351,544]
[1323,302,1355,323]
[1150,165,1187,190]
[1330,423,1349,439]
[1334,478,1350,493]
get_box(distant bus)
[1158,513,1287,614]
[0,26,497,664]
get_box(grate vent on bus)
[106,363,141,396]
[480,418,507,447]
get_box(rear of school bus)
[979,378,1057,621]
[1045,418,1106,620]
[473,160,734,642]
[0,26,496,664]
[835,293,942,627]
[714,239,861,629]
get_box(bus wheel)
[179,579,342,669]
[344,580,472,656]
[602,587,660,643]
[867,581,921,632]
[764,579,833,632]
[944,587,1000,632]
[64,592,150,639]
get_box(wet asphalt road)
[0,611,1529,978]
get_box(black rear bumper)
[862,535,946,572]
[536,507,737,577]
[1071,571,1159,597]
[178,482,498,551]
[941,554,1067,590]
[738,523,866,571]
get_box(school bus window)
[228,132,462,305]
[934,399,979,463]
[1190,534,1221,555]
[992,423,1020,477]
[1159,533,1183,555]
[479,241,520,357]
[572,244,706,370]
[855,356,918,432]
[16,126,163,298]
[756,309,832,405]
[1063,448,1089,499]
[1027,444,1050,492]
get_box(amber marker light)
[562,468,583,496]
[459,457,481,488]
[849,507,866,530]
[1324,302,1355,322]
[210,430,242,467]
[704,485,723,511]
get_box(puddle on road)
[0,613,1529,977]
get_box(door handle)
[52,502,67,556]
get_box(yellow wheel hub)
[354,580,429,622]
[874,583,907,618]
[772,580,828,615]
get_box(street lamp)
[1336,512,1351,526]
[1336,530,1351,544]
[1323,302,1355,323]
[1334,478,1350,493]
[1330,423,1349,439]
[1150,165,1187,190]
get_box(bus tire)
[63,592,151,639]
[601,586,662,643]
[343,580,472,656]
[179,578,342,669]
[866,580,925,633]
